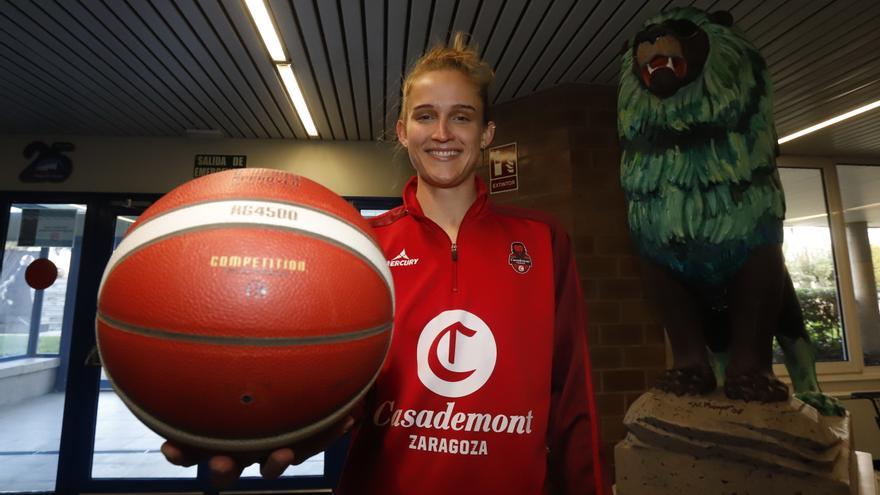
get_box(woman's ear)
[396,119,408,148]
[481,122,496,150]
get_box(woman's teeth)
[430,150,460,158]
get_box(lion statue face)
[619,8,773,139]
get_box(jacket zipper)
[451,242,459,293]
[412,211,467,295]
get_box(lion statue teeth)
[617,7,843,416]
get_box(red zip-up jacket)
[336,177,608,495]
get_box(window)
[775,158,880,393]
[1,204,85,361]
[837,165,880,367]
[778,168,847,363]
[360,208,391,218]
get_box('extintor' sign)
[487,143,517,194]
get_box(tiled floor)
[0,392,63,493]
[0,391,323,493]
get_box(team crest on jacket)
[508,242,532,274]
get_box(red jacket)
[337,177,608,495]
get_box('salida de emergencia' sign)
[193,154,247,177]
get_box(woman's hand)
[159,415,355,489]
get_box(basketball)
[95,168,394,452]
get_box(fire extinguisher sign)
[487,143,517,194]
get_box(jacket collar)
[402,175,489,221]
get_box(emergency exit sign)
[193,154,247,177]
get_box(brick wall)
[484,84,667,470]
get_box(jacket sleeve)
[546,224,611,495]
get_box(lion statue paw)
[795,391,846,417]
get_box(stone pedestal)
[615,390,855,495]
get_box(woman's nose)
[432,118,452,141]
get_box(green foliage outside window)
[0,334,61,357]
[872,243,880,287]
[796,287,844,362]
[775,234,845,363]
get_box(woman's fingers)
[160,441,198,467]
[260,448,296,479]
[160,414,358,488]
[209,455,245,490]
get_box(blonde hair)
[399,33,495,124]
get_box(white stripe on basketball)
[99,199,393,307]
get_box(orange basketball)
[96,168,393,451]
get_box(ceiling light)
[244,0,319,138]
[277,64,319,137]
[844,201,880,214]
[784,212,828,223]
[778,99,880,144]
[243,0,286,62]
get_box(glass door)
[0,203,86,493]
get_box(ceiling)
[781,166,880,229]
[0,0,878,158]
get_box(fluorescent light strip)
[243,0,286,62]
[844,201,880,214]
[785,212,828,223]
[244,0,319,138]
[277,64,319,137]
[778,99,880,144]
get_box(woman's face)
[397,69,495,190]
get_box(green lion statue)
[617,7,843,416]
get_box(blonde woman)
[163,34,608,495]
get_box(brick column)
[487,84,667,471]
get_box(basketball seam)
[96,312,392,346]
[101,347,381,452]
